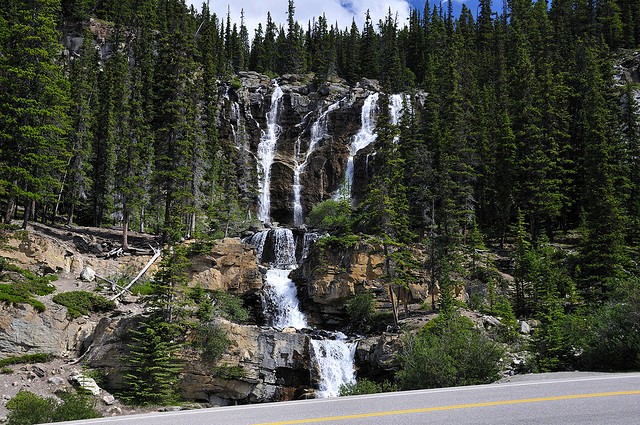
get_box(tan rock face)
[0,303,96,357]
[294,240,431,328]
[189,238,262,296]
[86,317,313,405]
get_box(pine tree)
[123,319,182,406]
[61,27,99,225]
[0,0,71,227]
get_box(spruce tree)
[0,0,71,227]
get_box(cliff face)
[218,72,380,225]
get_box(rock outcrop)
[189,238,262,296]
[85,316,315,405]
[219,73,378,226]
[293,240,430,328]
[0,303,96,357]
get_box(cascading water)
[336,93,379,200]
[311,333,357,398]
[247,228,307,330]
[293,100,342,226]
[257,83,284,224]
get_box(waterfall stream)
[311,334,357,398]
[247,227,356,397]
[257,83,284,224]
[249,89,419,398]
[293,99,342,226]
[337,93,379,200]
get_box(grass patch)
[52,291,115,319]
[0,353,54,368]
[0,260,56,312]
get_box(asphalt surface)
[49,372,640,425]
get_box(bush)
[346,292,376,332]
[339,378,396,396]
[193,323,230,360]
[0,263,56,312]
[6,390,100,425]
[211,291,249,323]
[0,353,53,368]
[396,314,504,390]
[306,199,352,234]
[577,279,640,371]
[52,291,115,319]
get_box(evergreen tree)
[0,0,71,227]
[62,27,99,225]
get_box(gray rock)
[31,365,46,378]
[520,320,532,334]
[107,406,122,416]
[69,372,101,395]
[102,394,115,405]
[80,266,96,282]
[48,376,65,386]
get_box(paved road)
[50,372,640,425]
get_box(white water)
[293,100,342,226]
[336,93,379,200]
[257,83,284,224]
[264,268,308,329]
[247,228,307,330]
[311,333,357,398]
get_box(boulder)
[69,371,102,395]
[189,238,262,296]
[80,266,96,282]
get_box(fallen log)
[110,245,161,300]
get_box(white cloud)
[186,0,411,35]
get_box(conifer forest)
[2,0,640,410]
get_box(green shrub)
[577,279,640,371]
[212,291,249,323]
[339,378,396,396]
[0,263,56,311]
[1,367,13,374]
[193,323,230,360]
[52,291,115,319]
[397,313,504,390]
[6,390,100,425]
[306,199,352,234]
[347,292,376,332]
[0,353,53,368]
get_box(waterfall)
[311,333,357,398]
[336,93,379,200]
[293,100,342,226]
[257,83,284,224]
[247,228,307,330]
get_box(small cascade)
[257,83,284,224]
[311,333,357,398]
[247,228,307,330]
[293,100,342,226]
[301,232,319,261]
[337,93,379,199]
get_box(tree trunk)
[162,195,172,244]
[66,203,75,226]
[4,196,16,224]
[22,200,31,229]
[122,208,130,251]
[139,205,145,233]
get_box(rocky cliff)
[219,72,392,225]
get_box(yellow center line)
[253,390,640,425]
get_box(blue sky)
[186,0,485,35]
